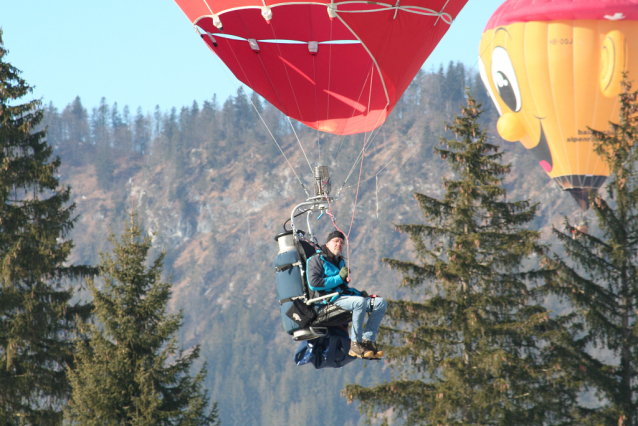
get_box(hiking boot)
[349,341,370,358]
[362,340,384,359]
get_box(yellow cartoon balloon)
[479,0,638,210]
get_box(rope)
[323,93,375,276]
[268,22,306,121]
[335,27,501,196]
[198,10,501,249]
[326,19,334,127]
[287,116,314,175]
[434,0,452,25]
[347,132,369,235]
[338,6,453,25]
[247,96,311,198]
[333,61,375,160]
[342,141,403,190]
[323,72,387,278]
[259,3,316,177]
[337,123,384,195]
[347,68,377,238]
[215,29,310,198]
[310,13,320,134]
[376,175,379,219]
[324,195,352,274]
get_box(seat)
[290,235,351,341]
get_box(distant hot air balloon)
[174,0,468,135]
[478,0,638,210]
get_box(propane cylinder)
[273,231,305,334]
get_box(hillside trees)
[40,63,488,186]
[92,97,116,189]
[0,30,95,425]
[344,93,579,425]
[65,211,219,426]
[550,77,638,426]
[133,106,151,155]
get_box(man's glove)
[339,267,349,281]
[360,290,369,298]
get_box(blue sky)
[3,0,504,113]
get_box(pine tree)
[344,93,579,425]
[550,76,638,425]
[65,211,219,426]
[0,30,95,425]
[92,97,114,189]
[133,107,151,155]
[61,97,90,165]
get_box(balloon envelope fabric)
[174,0,468,135]
[479,0,638,210]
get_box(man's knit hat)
[327,230,345,243]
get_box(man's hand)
[339,267,349,282]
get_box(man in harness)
[307,230,387,359]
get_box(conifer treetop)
[345,92,579,426]
[550,75,638,426]
[0,28,95,425]
[65,211,219,426]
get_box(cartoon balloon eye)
[491,47,521,112]
[478,56,502,115]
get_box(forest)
[4,32,638,425]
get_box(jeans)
[334,295,387,343]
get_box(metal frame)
[287,190,344,341]
[289,195,338,243]
[305,292,339,305]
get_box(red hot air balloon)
[174,1,468,135]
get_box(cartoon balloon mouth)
[530,121,553,173]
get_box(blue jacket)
[307,250,361,302]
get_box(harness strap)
[275,261,302,273]
[279,296,305,306]
[369,295,377,310]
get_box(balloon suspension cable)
[335,29,502,198]
[336,32,496,197]
[332,64,376,161]
[347,125,372,241]
[342,143,402,190]
[336,69,386,196]
[322,130,374,276]
[337,124,382,196]
[324,194,351,275]
[376,175,379,219]
[247,96,311,198]
[203,9,495,265]
[337,95,389,195]
[326,92,386,277]
[336,30,486,198]
[209,27,311,199]
[195,8,501,239]
[329,82,374,276]
[333,30,503,199]
[287,116,315,176]
[264,21,318,185]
